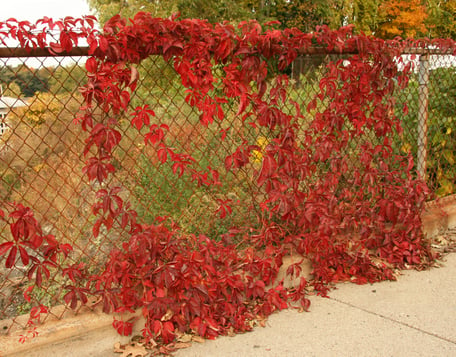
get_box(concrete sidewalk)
[176,253,456,357]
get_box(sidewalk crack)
[330,297,456,345]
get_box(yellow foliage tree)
[12,92,61,126]
[377,0,429,38]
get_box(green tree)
[177,0,256,24]
[0,65,51,97]
[266,1,381,34]
[89,0,280,25]
[273,0,337,32]
[352,0,381,34]
[88,0,178,24]
[2,81,22,97]
[48,64,87,95]
[427,0,456,39]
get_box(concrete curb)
[422,194,456,236]
[0,305,130,356]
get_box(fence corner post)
[417,54,430,180]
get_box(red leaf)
[224,155,233,170]
[35,266,43,287]
[0,242,14,256]
[112,318,133,336]
[237,93,249,115]
[301,297,311,311]
[215,199,233,219]
[24,286,33,303]
[402,103,409,115]
[19,246,29,266]
[85,57,98,73]
[64,290,77,309]
[257,154,277,187]
[162,321,175,343]
[307,98,317,112]
[6,245,17,268]
[157,145,168,164]
[92,219,102,238]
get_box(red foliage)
[1,14,455,347]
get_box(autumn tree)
[377,0,428,39]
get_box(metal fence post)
[417,54,430,179]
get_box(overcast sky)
[1,0,93,22]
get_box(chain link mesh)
[0,47,455,333]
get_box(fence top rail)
[0,45,454,59]
[0,46,91,58]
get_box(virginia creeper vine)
[1,13,455,346]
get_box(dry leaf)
[192,335,206,343]
[177,333,193,343]
[159,345,176,355]
[129,65,139,86]
[113,342,149,357]
[174,342,193,349]
[255,315,267,328]
[161,308,174,321]
[114,342,124,352]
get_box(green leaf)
[443,149,455,165]
[436,179,454,197]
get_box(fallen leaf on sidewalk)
[114,341,149,357]
[192,335,205,343]
[432,229,456,253]
[176,332,193,343]
[173,342,193,349]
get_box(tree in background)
[88,0,374,32]
[0,65,51,97]
[48,64,87,95]
[427,0,456,39]
[87,0,456,39]
[351,0,381,34]
[88,0,178,23]
[376,0,428,39]
[273,0,340,32]
[176,0,250,24]
[88,0,276,24]
[1,82,22,98]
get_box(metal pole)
[417,54,430,179]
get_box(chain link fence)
[0,46,455,332]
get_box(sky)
[1,0,94,22]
